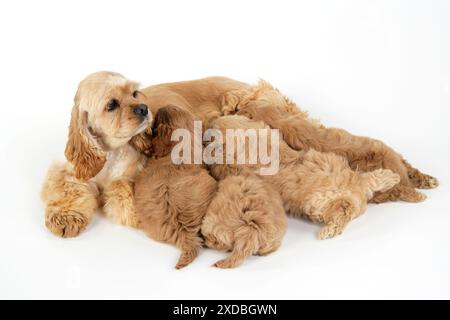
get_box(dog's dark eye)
[107,99,119,111]
[132,90,139,98]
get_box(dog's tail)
[213,221,260,269]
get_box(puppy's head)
[65,71,152,180]
[151,105,199,158]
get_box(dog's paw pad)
[318,225,340,240]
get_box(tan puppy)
[41,71,152,236]
[134,106,217,269]
[202,174,287,268]
[135,106,286,269]
[209,115,401,239]
[276,149,401,239]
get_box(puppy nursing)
[202,175,287,268]
[134,106,217,269]
[276,149,400,239]
[134,106,286,269]
[210,115,400,239]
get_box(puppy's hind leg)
[370,184,427,204]
[214,225,259,269]
[175,230,203,269]
[402,159,439,189]
[361,156,427,203]
[318,199,355,240]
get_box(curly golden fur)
[41,162,99,237]
[138,76,437,204]
[41,71,152,237]
[202,174,287,268]
[135,106,287,269]
[221,80,438,202]
[134,106,217,269]
[209,115,400,239]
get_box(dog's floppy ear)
[64,92,106,181]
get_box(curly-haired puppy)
[210,115,400,239]
[221,80,437,203]
[41,71,153,236]
[135,106,286,269]
[202,174,287,268]
[134,106,217,269]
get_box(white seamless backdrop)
[0,0,449,299]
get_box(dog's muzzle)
[133,104,148,118]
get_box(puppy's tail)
[213,224,260,269]
[175,230,202,269]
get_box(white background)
[0,0,449,299]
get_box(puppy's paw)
[370,185,427,204]
[417,175,439,189]
[175,262,189,270]
[406,191,427,203]
[213,259,236,269]
[427,177,439,189]
[318,225,341,240]
[45,207,89,238]
[408,170,439,189]
[175,249,198,270]
[397,186,428,203]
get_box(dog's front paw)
[45,206,89,238]
[103,180,139,228]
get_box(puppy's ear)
[152,105,197,158]
[129,128,153,156]
[152,122,175,158]
[64,93,106,181]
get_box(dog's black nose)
[133,104,148,117]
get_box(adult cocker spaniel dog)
[41,72,152,236]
